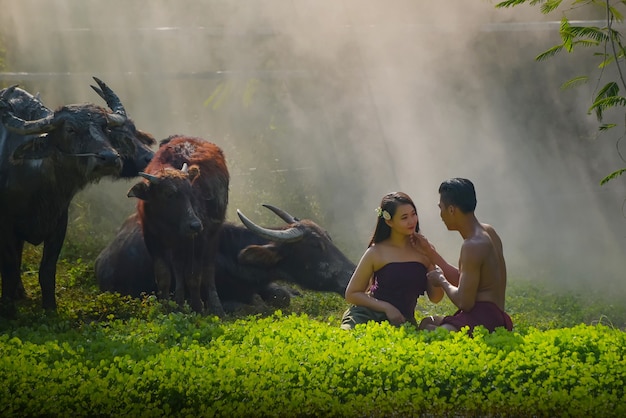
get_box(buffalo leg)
[173,264,187,310]
[201,245,225,317]
[259,283,293,308]
[153,257,172,301]
[0,235,23,318]
[13,245,27,300]
[39,211,69,311]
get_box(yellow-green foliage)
[5,218,626,417]
[0,312,624,417]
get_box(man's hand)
[426,266,446,287]
[412,233,436,259]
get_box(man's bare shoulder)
[461,235,492,258]
[481,223,503,250]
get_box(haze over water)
[1,1,625,292]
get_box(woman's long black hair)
[368,192,418,247]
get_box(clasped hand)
[426,266,446,287]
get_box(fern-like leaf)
[598,55,616,69]
[561,76,589,89]
[495,0,523,8]
[599,123,617,131]
[589,95,626,121]
[600,168,626,185]
[541,0,563,14]
[573,39,601,48]
[596,81,620,99]
[495,0,547,8]
[568,26,609,42]
[536,44,564,61]
[608,6,624,22]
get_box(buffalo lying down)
[0,78,155,315]
[95,204,356,310]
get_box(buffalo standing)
[0,78,155,316]
[127,135,229,315]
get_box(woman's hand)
[383,304,406,325]
[426,266,446,287]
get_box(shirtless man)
[416,178,513,333]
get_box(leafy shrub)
[1,312,625,417]
[3,210,626,417]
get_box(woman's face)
[387,203,418,235]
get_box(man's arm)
[414,233,460,286]
[427,241,484,311]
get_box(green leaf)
[541,0,563,14]
[600,168,626,185]
[596,81,620,99]
[598,55,616,69]
[589,95,626,121]
[609,6,624,22]
[536,44,564,61]
[495,0,529,8]
[569,26,608,43]
[598,123,617,131]
[561,76,588,90]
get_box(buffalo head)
[236,204,355,295]
[90,77,155,177]
[0,77,156,177]
[1,86,123,178]
[128,163,203,237]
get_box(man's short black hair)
[438,178,477,214]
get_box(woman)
[340,192,444,329]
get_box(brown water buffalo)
[95,204,355,311]
[0,78,155,316]
[127,135,229,316]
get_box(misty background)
[1,1,625,293]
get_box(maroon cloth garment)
[369,261,428,320]
[441,301,513,334]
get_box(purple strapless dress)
[369,261,428,320]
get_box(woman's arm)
[344,248,405,324]
[426,275,445,303]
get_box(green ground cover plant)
[1,244,625,417]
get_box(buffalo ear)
[137,129,156,146]
[238,244,283,266]
[188,164,200,182]
[11,136,55,161]
[127,182,150,200]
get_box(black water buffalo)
[0,78,155,316]
[95,204,355,310]
[127,135,229,316]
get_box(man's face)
[438,197,453,230]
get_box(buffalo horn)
[0,84,19,104]
[237,209,304,243]
[105,112,126,127]
[1,112,58,135]
[91,76,128,118]
[181,162,189,173]
[0,85,59,135]
[262,204,298,224]
[139,172,161,184]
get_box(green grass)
[2,230,625,417]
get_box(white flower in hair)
[375,207,391,220]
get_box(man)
[416,178,513,334]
